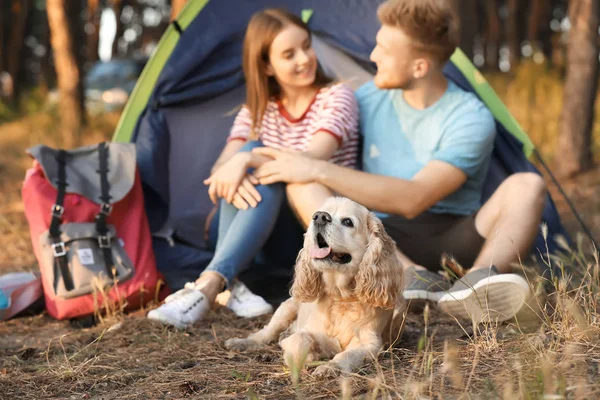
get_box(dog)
[224,197,405,377]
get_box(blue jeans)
[204,141,286,285]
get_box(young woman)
[148,8,359,329]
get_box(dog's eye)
[341,218,354,228]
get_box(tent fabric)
[115,0,569,281]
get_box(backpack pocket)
[40,223,134,299]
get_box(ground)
[1,111,599,399]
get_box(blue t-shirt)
[356,80,496,217]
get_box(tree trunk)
[39,10,54,98]
[506,0,523,69]
[484,0,500,70]
[87,0,101,64]
[0,1,10,74]
[47,0,86,148]
[170,0,187,22]
[450,0,477,60]
[557,0,599,177]
[111,0,125,59]
[6,0,31,107]
[0,2,9,102]
[527,0,552,59]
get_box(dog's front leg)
[225,298,300,351]
[313,332,382,377]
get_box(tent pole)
[533,149,598,251]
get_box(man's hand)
[231,175,262,210]
[252,148,319,185]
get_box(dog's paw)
[312,362,341,379]
[224,338,265,351]
[224,338,250,351]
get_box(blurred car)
[84,58,147,114]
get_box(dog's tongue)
[310,246,331,259]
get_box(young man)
[252,0,546,323]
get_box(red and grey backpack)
[22,142,164,320]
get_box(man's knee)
[504,173,547,205]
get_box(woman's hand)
[231,175,262,210]
[204,153,250,204]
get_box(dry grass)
[0,264,598,399]
[1,67,600,398]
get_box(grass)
[1,64,600,398]
[2,255,598,399]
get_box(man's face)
[370,25,421,90]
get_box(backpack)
[22,142,164,320]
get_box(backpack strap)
[95,142,115,279]
[49,150,75,292]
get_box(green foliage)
[0,100,17,123]
[18,87,52,116]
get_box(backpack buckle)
[100,203,112,216]
[52,242,67,257]
[98,235,111,248]
[51,204,64,218]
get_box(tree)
[111,0,126,58]
[0,2,10,74]
[47,0,86,148]
[39,7,55,98]
[506,0,525,69]
[527,0,553,60]
[0,2,10,102]
[450,0,477,61]
[5,0,31,107]
[483,0,500,70]
[170,0,187,22]
[87,0,101,64]
[557,0,599,177]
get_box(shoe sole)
[147,309,189,330]
[437,274,530,323]
[228,299,274,318]
[232,305,274,318]
[403,289,446,302]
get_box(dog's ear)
[355,212,402,309]
[290,244,324,302]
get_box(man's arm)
[253,148,467,219]
[314,159,467,218]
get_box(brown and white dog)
[225,197,405,377]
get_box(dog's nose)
[312,211,332,226]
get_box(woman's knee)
[238,140,264,153]
[255,181,285,203]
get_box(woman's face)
[267,24,318,91]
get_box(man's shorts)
[381,212,485,272]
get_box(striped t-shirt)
[228,83,359,167]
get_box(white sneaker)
[438,267,531,324]
[219,280,273,318]
[147,283,210,329]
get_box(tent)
[112,0,573,293]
